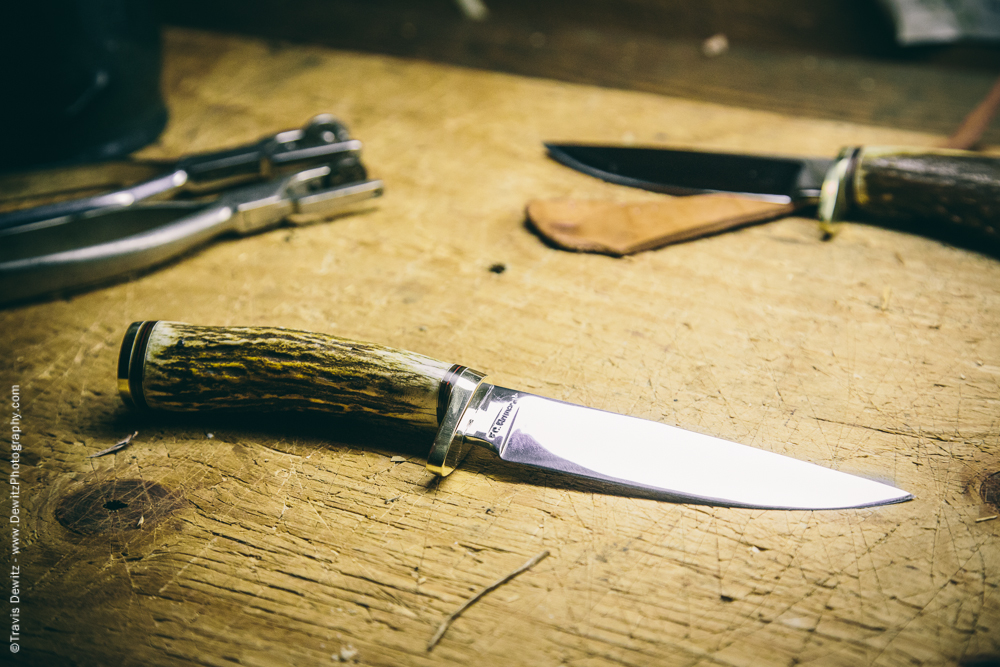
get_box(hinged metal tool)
[0,166,383,305]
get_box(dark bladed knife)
[546,143,1000,241]
[117,321,912,510]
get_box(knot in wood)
[55,479,187,535]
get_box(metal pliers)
[0,114,365,230]
[0,116,383,306]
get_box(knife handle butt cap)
[821,146,1000,239]
[117,321,460,433]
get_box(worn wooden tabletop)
[2,27,999,667]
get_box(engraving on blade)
[473,390,911,509]
[488,395,519,441]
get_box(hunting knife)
[118,321,912,510]
[546,143,1000,238]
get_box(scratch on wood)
[427,549,550,651]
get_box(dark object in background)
[0,1,166,172]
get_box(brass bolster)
[818,147,861,223]
[426,367,489,477]
[117,320,158,411]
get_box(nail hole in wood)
[56,479,187,535]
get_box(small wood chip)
[702,33,729,58]
[880,286,892,311]
[390,456,407,463]
[454,0,488,21]
[88,431,138,458]
[334,645,358,662]
[975,515,998,523]
[427,549,550,651]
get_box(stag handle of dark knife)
[117,321,461,435]
[821,146,1000,241]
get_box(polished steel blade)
[460,385,911,509]
[545,143,833,203]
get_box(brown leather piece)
[526,194,800,256]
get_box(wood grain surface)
[1,27,999,667]
[161,0,1000,144]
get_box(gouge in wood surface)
[546,143,1000,242]
[118,321,913,510]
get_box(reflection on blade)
[463,388,911,510]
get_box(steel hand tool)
[0,114,362,230]
[0,167,382,305]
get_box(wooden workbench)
[3,27,999,666]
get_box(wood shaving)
[88,431,138,458]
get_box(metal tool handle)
[0,114,361,231]
[820,146,1000,241]
[0,202,235,304]
[0,170,187,231]
[118,322,463,434]
[0,176,383,306]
